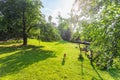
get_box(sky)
[41,0,75,23]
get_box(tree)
[57,15,73,41]
[0,0,43,45]
[71,0,120,69]
[40,23,61,41]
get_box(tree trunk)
[22,11,27,46]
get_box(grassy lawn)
[0,39,120,80]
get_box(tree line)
[0,0,77,45]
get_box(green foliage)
[0,0,43,45]
[71,0,120,70]
[71,30,80,41]
[58,18,72,41]
[81,2,120,70]
[40,23,61,41]
[29,27,40,39]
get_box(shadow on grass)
[78,54,84,80]
[108,68,120,80]
[0,45,40,54]
[0,45,56,77]
[91,62,103,80]
[81,60,84,80]
[0,45,23,54]
[61,57,66,65]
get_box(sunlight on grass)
[0,39,119,80]
[0,50,20,59]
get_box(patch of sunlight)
[0,43,22,47]
[0,50,20,59]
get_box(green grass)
[0,39,120,80]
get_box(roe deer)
[64,53,66,58]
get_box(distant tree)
[71,30,80,41]
[57,15,73,41]
[40,23,61,41]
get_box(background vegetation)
[0,0,120,80]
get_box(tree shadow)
[81,60,84,80]
[107,68,120,80]
[78,54,84,80]
[0,45,40,54]
[0,45,56,77]
[91,62,103,80]
[0,45,23,54]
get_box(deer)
[64,53,66,59]
[61,53,66,65]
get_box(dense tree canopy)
[72,0,120,70]
[0,0,43,45]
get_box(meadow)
[0,39,120,80]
